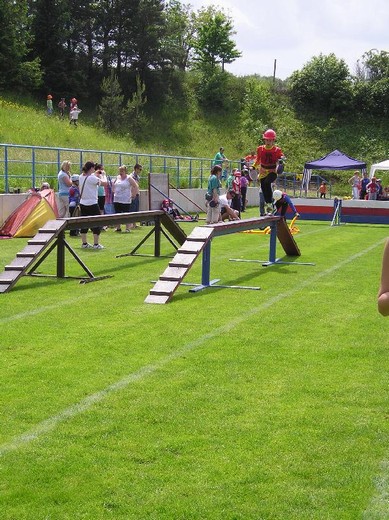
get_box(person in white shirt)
[113,165,138,232]
[69,105,82,126]
[219,191,240,221]
[78,161,107,249]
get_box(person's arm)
[128,175,139,196]
[253,146,261,169]
[285,195,299,216]
[95,171,107,187]
[378,239,389,316]
[61,173,72,187]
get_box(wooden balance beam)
[145,215,308,304]
[195,216,301,291]
[0,211,187,292]
[63,210,187,258]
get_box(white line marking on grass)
[0,284,139,324]
[0,239,386,466]
[363,457,389,519]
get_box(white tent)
[370,159,389,178]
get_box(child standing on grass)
[69,105,82,126]
[58,98,66,119]
[47,95,53,115]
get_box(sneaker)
[81,243,93,249]
[93,244,104,250]
[124,229,131,233]
[115,228,122,232]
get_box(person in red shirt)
[253,129,284,214]
[366,177,378,200]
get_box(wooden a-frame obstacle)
[0,210,186,293]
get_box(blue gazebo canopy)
[304,149,366,171]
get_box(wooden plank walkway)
[145,227,213,304]
[0,211,187,293]
[145,215,303,304]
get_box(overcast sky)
[185,0,388,79]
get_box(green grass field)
[0,212,388,519]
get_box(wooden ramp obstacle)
[0,210,186,293]
[0,219,68,293]
[145,226,214,304]
[145,215,306,304]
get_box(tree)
[29,0,71,92]
[356,49,389,81]
[124,0,166,75]
[97,71,126,132]
[161,0,196,71]
[65,0,99,83]
[289,53,353,114]
[192,7,241,72]
[0,0,42,91]
[126,74,148,136]
[240,79,273,139]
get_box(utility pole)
[273,59,277,85]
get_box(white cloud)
[185,0,388,79]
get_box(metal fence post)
[4,145,8,193]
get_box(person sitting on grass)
[219,191,240,222]
[161,199,197,221]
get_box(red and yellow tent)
[0,189,59,238]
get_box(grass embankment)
[0,216,388,518]
[1,90,388,184]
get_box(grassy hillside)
[1,91,389,193]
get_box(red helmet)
[162,199,170,206]
[263,129,276,140]
[233,170,241,177]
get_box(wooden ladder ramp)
[145,226,214,304]
[0,220,67,293]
